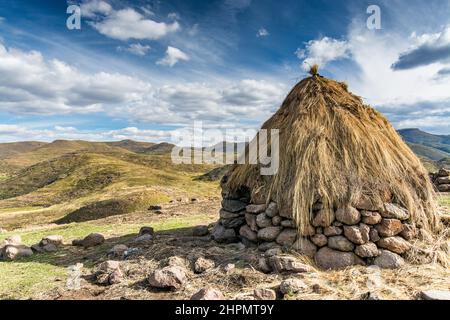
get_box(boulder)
[315,247,365,270]
[40,235,63,247]
[212,224,237,243]
[253,288,277,300]
[258,257,272,273]
[265,202,279,217]
[95,260,123,285]
[369,228,381,242]
[437,184,450,192]
[166,256,189,268]
[311,234,327,247]
[335,206,361,225]
[220,209,240,219]
[192,225,209,237]
[138,226,155,237]
[361,211,382,225]
[377,236,411,254]
[327,236,355,252]
[134,234,153,243]
[323,226,342,236]
[222,199,247,213]
[268,255,309,273]
[375,219,403,237]
[272,215,282,226]
[239,225,257,242]
[41,243,57,252]
[148,266,187,290]
[354,242,379,258]
[312,209,335,227]
[355,196,380,211]
[437,168,450,177]
[280,219,295,228]
[245,213,258,231]
[292,238,317,257]
[420,290,450,301]
[275,229,297,246]
[400,224,418,240]
[436,176,450,184]
[343,224,369,245]
[279,278,308,295]
[109,244,128,258]
[381,203,409,220]
[257,227,282,241]
[246,204,266,214]
[256,213,272,228]
[191,288,225,300]
[73,233,105,248]
[2,245,33,260]
[194,257,215,273]
[373,250,404,269]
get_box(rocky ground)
[1,198,449,300]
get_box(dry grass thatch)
[226,74,441,236]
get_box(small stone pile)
[430,168,450,192]
[214,183,419,270]
[0,235,33,261]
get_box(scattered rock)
[265,202,279,217]
[194,257,215,273]
[253,288,277,300]
[312,209,335,227]
[245,213,258,231]
[72,233,105,248]
[134,234,154,243]
[246,204,266,214]
[258,257,272,273]
[420,290,450,301]
[109,244,128,258]
[275,228,297,246]
[343,224,369,245]
[212,224,237,243]
[257,227,282,241]
[95,260,123,285]
[279,278,308,295]
[258,242,279,252]
[222,199,247,213]
[191,288,225,300]
[264,247,283,257]
[315,247,365,270]
[400,224,418,240]
[138,226,155,237]
[354,242,379,258]
[268,255,309,273]
[40,235,63,247]
[2,245,33,260]
[311,234,328,247]
[293,238,317,257]
[166,256,189,268]
[149,205,162,210]
[381,203,409,220]
[361,211,382,225]
[323,226,342,237]
[437,184,450,192]
[373,250,404,269]
[375,219,403,237]
[239,225,257,242]
[327,236,355,252]
[192,225,209,237]
[335,206,361,225]
[377,236,411,254]
[148,266,187,290]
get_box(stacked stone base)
[430,168,450,192]
[213,189,419,270]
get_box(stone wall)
[213,183,419,270]
[430,168,450,192]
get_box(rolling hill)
[0,141,47,159]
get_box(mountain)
[398,129,450,166]
[105,140,155,153]
[143,142,176,154]
[0,141,47,159]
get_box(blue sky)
[0,0,449,142]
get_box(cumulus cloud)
[296,37,350,70]
[256,28,269,37]
[156,46,189,67]
[117,43,151,56]
[391,25,450,70]
[81,1,179,41]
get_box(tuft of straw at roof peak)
[309,64,319,76]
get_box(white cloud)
[296,37,350,70]
[156,46,190,67]
[256,28,269,37]
[82,1,180,41]
[118,43,151,56]
[167,12,180,21]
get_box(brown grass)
[226,75,441,236]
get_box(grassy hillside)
[105,140,155,153]
[0,141,47,159]
[399,128,450,155]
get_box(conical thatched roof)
[225,73,440,236]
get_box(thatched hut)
[213,68,442,269]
